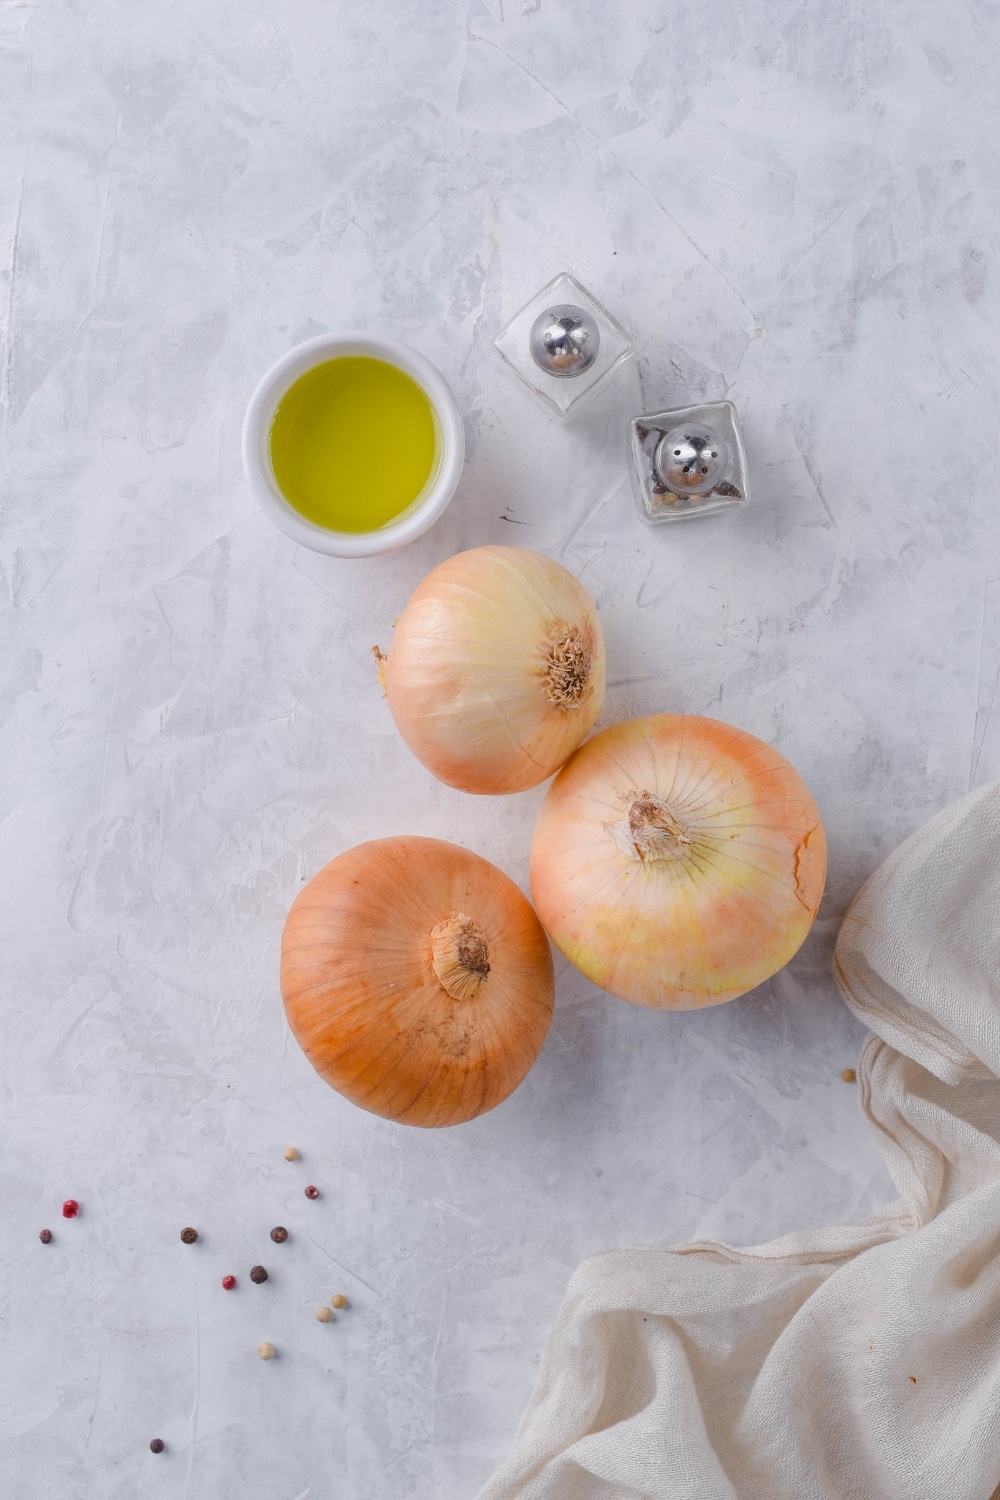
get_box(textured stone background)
[2,0,999,1495]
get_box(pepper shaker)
[628,400,749,522]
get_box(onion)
[529,714,826,1009]
[382,545,605,794]
[281,836,554,1126]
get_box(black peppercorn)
[180,1227,198,1244]
[270,1226,288,1244]
[39,1229,52,1244]
[150,1439,165,1454]
[250,1265,268,1284]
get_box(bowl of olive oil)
[242,333,465,557]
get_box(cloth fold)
[478,782,1000,1500]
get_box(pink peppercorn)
[305,1185,320,1200]
[62,1200,79,1219]
[222,1275,236,1290]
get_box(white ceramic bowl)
[241,332,465,558]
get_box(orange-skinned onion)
[383,545,605,794]
[281,837,554,1126]
[530,714,826,1010]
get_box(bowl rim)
[241,331,465,558]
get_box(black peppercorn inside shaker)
[250,1265,268,1284]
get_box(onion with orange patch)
[529,714,826,1009]
[281,836,554,1126]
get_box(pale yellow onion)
[530,714,827,1010]
[382,545,605,794]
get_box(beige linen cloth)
[479,782,1000,1500]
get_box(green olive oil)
[269,356,437,533]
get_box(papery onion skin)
[529,714,827,1010]
[384,545,606,795]
[281,836,554,1126]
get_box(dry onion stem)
[281,837,554,1127]
[430,915,491,1001]
[371,644,388,696]
[539,623,595,710]
[383,546,606,794]
[531,714,827,1010]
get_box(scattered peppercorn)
[250,1265,268,1284]
[180,1227,199,1244]
[39,1229,53,1244]
[150,1439,165,1454]
[841,1068,857,1083]
[270,1226,288,1243]
[305,1185,320,1200]
[62,1200,79,1219]
[315,1306,333,1323]
[222,1275,236,1291]
[283,1147,299,1161]
[331,1294,347,1309]
[257,1341,276,1360]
